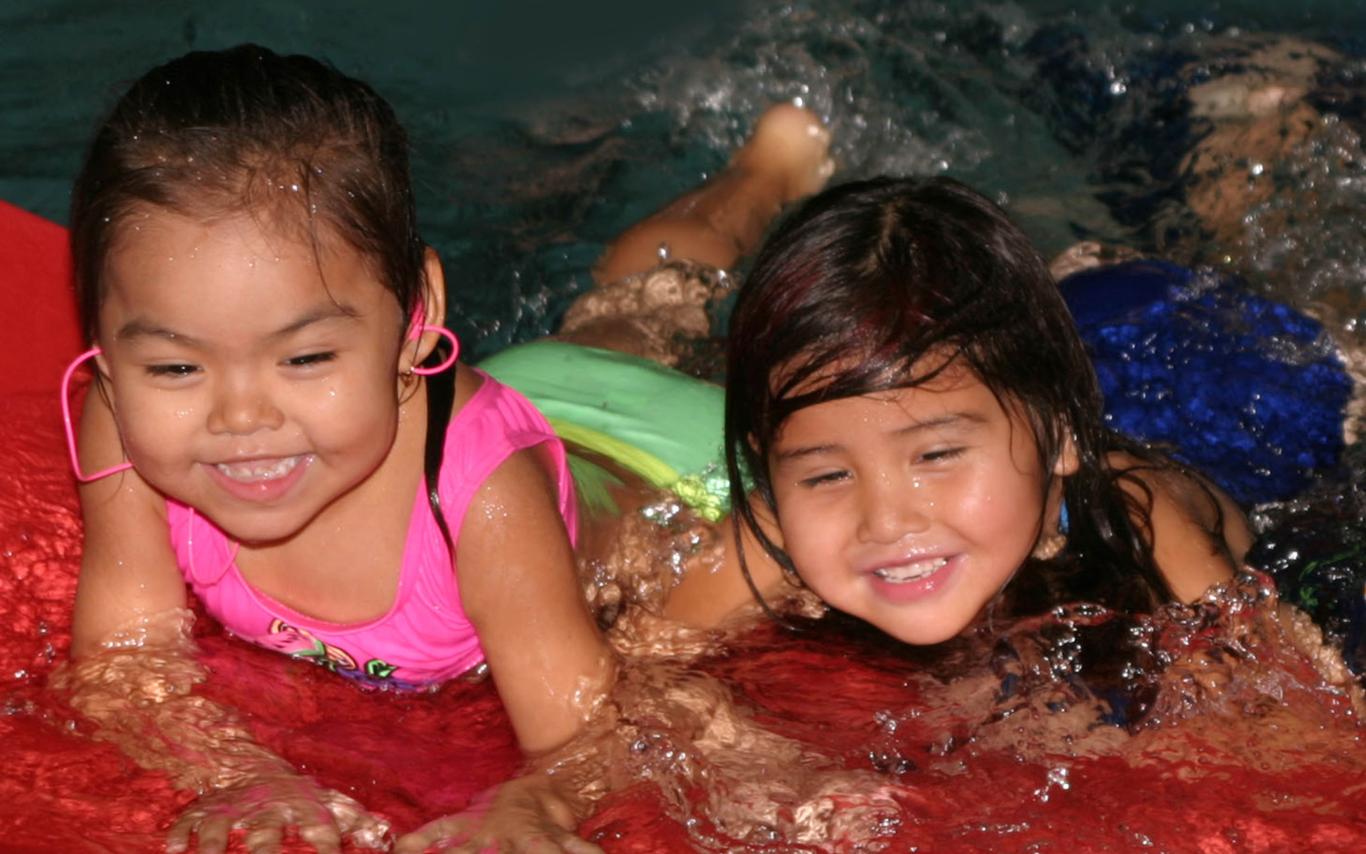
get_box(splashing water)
[2,1,1366,851]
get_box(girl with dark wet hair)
[707,175,1260,644]
[57,42,839,853]
[60,43,608,853]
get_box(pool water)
[4,1,1363,353]
[1,1,1364,851]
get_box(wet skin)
[95,209,413,549]
[766,366,1075,645]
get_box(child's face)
[766,362,1069,645]
[95,209,409,545]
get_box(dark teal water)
[2,0,1362,358]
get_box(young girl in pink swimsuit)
[58,44,831,853]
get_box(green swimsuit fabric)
[479,340,729,521]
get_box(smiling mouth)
[214,455,310,483]
[873,557,949,583]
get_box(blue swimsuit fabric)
[1059,259,1352,507]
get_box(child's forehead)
[99,206,392,320]
[108,204,329,256]
[768,352,1041,442]
[103,204,390,293]
[772,345,965,398]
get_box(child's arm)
[63,391,388,853]
[662,498,792,629]
[1114,456,1255,602]
[457,447,616,753]
[395,446,615,852]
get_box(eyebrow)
[773,411,988,462]
[116,303,360,345]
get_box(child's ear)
[91,346,116,407]
[92,347,112,379]
[1053,429,1080,477]
[420,246,446,329]
[403,247,449,370]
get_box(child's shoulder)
[1102,450,1253,601]
[435,366,576,531]
[1104,450,1221,524]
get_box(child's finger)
[189,813,234,854]
[243,813,285,854]
[394,815,475,854]
[295,818,343,854]
[341,810,393,851]
[166,815,195,854]
[321,791,389,850]
[517,832,605,854]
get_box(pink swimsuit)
[166,371,578,690]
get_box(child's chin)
[197,504,311,547]
[876,617,965,647]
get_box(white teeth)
[215,455,302,482]
[874,557,947,583]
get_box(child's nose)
[858,474,931,544]
[207,379,284,435]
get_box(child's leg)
[594,103,833,283]
[556,103,832,365]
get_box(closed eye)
[799,470,850,488]
[285,352,336,368]
[145,363,198,378]
[919,447,965,463]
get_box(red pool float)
[1,200,1363,852]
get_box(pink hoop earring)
[60,347,133,483]
[406,313,459,376]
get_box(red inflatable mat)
[0,200,82,396]
[1,202,1363,853]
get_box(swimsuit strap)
[423,362,458,552]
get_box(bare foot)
[1047,241,1142,281]
[1187,36,1338,121]
[730,102,835,203]
[1180,36,1340,248]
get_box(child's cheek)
[115,393,198,476]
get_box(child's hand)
[166,770,391,854]
[393,775,602,854]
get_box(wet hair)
[71,44,426,343]
[70,45,457,547]
[725,176,1190,619]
